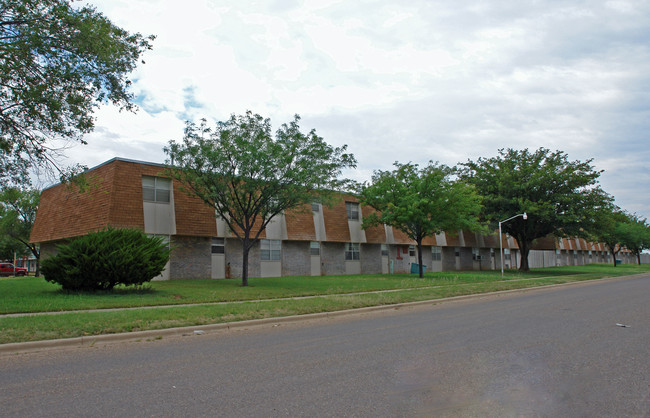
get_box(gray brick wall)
[282,241,311,277]
[442,247,456,271]
[170,235,211,279]
[478,248,493,270]
[458,247,474,270]
[225,237,260,279]
[419,246,433,273]
[360,244,382,274]
[39,241,60,259]
[321,242,345,275]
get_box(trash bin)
[411,263,426,274]
[615,259,622,265]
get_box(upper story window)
[408,245,416,257]
[142,176,171,203]
[261,239,281,261]
[312,203,320,212]
[346,202,359,221]
[310,241,320,256]
[431,246,442,261]
[381,244,389,257]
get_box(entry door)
[211,238,225,279]
[381,244,389,274]
[310,242,321,276]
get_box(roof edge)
[42,157,165,191]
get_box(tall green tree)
[165,111,357,286]
[0,187,40,274]
[0,233,25,260]
[0,0,154,184]
[460,148,612,272]
[590,204,630,266]
[618,214,650,265]
[360,162,483,278]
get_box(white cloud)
[55,0,650,219]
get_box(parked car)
[0,263,27,276]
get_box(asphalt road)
[1,276,649,417]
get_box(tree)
[165,111,357,286]
[460,148,612,272]
[590,204,629,266]
[0,187,40,274]
[0,233,25,260]
[360,162,483,278]
[0,0,154,185]
[618,214,650,265]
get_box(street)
[1,276,649,417]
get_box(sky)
[56,0,649,219]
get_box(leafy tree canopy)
[165,111,357,286]
[589,203,629,265]
[0,0,154,185]
[460,148,612,271]
[0,186,40,273]
[360,161,483,277]
[0,233,25,260]
[617,213,650,265]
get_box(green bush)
[41,228,171,291]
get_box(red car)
[0,263,27,276]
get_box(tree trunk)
[610,247,618,267]
[30,245,40,277]
[241,238,250,287]
[518,240,530,272]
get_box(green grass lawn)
[0,264,648,344]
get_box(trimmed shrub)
[41,227,171,291]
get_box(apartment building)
[30,158,620,280]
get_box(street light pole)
[499,212,527,276]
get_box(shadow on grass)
[55,283,158,296]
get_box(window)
[431,246,441,261]
[261,239,281,261]
[454,247,460,257]
[472,248,480,260]
[504,248,511,260]
[310,241,320,256]
[346,202,359,221]
[312,203,320,212]
[142,176,171,203]
[345,242,360,260]
[408,245,416,257]
[211,238,225,254]
[381,244,389,257]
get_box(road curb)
[1,273,646,355]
